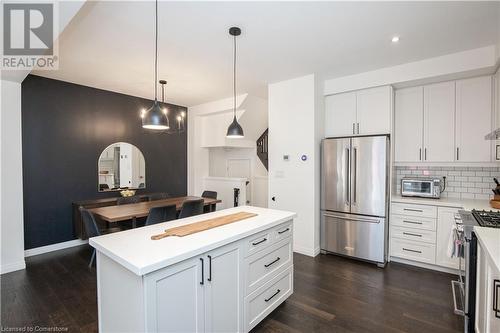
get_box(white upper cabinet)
[395,75,493,164]
[356,86,392,135]
[325,91,356,137]
[395,87,424,162]
[455,76,492,162]
[423,81,456,162]
[325,86,392,138]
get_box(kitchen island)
[89,206,296,333]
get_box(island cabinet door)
[144,256,205,333]
[204,242,243,333]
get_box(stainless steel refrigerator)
[320,135,389,266]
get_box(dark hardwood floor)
[1,245,463,332]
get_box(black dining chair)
[117,196,141,205]
[178,199,204,219]
[80,208,120,268]
[201,190,217,199]
[148,192,170,201]
[145,205,177,226]
[201,191,217,212]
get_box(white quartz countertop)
[89,206,296,276]
[391,195,499,212]
[474,226,500,273]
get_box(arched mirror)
[98,142,146,192]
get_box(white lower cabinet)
[390,202,464,271]
[145,243,241,333]
[204,244,242,333]
[141,221,293,333]
[475,241,500,333]
[145,256,206,333]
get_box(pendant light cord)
[233,33,236,118]
[154,0,158,101]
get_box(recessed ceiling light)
[391,36,400,43]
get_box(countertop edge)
[473,226,500,273]
[90,211,297,276]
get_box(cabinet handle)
[403,232,422,237]
[352,123,355,135]
[403,220,423,225]
[278,228,290,235]
[264,257,281,268]
[494,279,500,318]
[252,238,267,246]
[200,258,204,285]
[207,255,212,282]
[456,147,459,161]
[403,248,422,254]
[424,148,427,161]
[357,123,360,134]
[419,148,422,161]
[265,289,281,302]
[403,208,423,212]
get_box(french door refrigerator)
[320,135,389,266]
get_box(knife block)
[490,195,500,209]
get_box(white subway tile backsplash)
[394,166,499,200]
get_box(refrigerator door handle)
[352,147,357,205]
[345,148,350,205]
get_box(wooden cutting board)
[151,212,258,240]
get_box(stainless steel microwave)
[401,177,442,198]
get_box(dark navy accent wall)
[22,75,187,249]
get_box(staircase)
[256,129,268,170]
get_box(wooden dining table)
[90,196,221,228]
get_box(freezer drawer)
[320,212,386,263]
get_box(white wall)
[268,74,323,257]
[1,80,26,274]
[324,46,498,95]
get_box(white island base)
[90,206,296,332]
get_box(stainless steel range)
[454,209,500,332]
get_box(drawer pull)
[403,208,423,212]
[403,232,422,237]
[265,289,281,302]
[494,279,500,318]
[278,228,290,235]
[403,220,423,225]
[403,248,422,254]
[264,257,281,268]
[252,238,267,246]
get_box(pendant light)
[226,27,244,138]
[141,0,169,130]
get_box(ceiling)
[33,1,500,107]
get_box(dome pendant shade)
[226,116,244,138]
[142,100,169,130]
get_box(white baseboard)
[1,260,26,274]
[390,256,460,275]
[24,239,88,257]
[293,244,320,257]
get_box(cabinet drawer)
[391,226,436,244]
[245,231,272,257]
[392,203,437,218]
[391,214,437,231]
[245,266,293,332]
[273,222,292,242]
[390,238,436,264]
[246,239,292,294]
